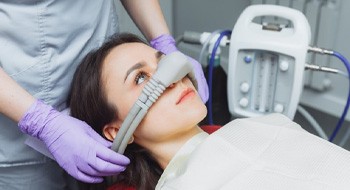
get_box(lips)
[176,88,195,105]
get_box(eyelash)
[134,71,150,85]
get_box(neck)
[148,126,203,169]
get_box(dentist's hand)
[18,100,130,183]
[151,34,209,103]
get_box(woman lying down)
[67,33,350,190]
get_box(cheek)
[133,99,173,139]
[116,87,145,120]
[133,93,207,141]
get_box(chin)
[187,104,207,123]
[199,108,208,123]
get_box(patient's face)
[102,42,207,148]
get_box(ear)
[103,120,135,144]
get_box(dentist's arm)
[0,68,35,121]
[0,68,129,183]
[120,0,170,41]
[121,0,209,102]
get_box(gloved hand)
[18,100,130,183]
[151,34,209,102]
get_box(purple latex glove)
[18,100,130,183]
[150,34,209,103]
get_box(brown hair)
[67,33,163,190]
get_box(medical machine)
[227,5,311,119]
[111,52,196,154]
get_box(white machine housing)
[228,4,311,119]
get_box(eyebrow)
[124,62,145,83]
[123,51,164,83]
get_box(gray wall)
[173,0,250,37]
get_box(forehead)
[104,42,153,66]
[102,42,155,76]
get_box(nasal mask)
[111,52,197,154]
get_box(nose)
[168,83,176,88]
[169,77,186,88]
[168,77,186,89]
